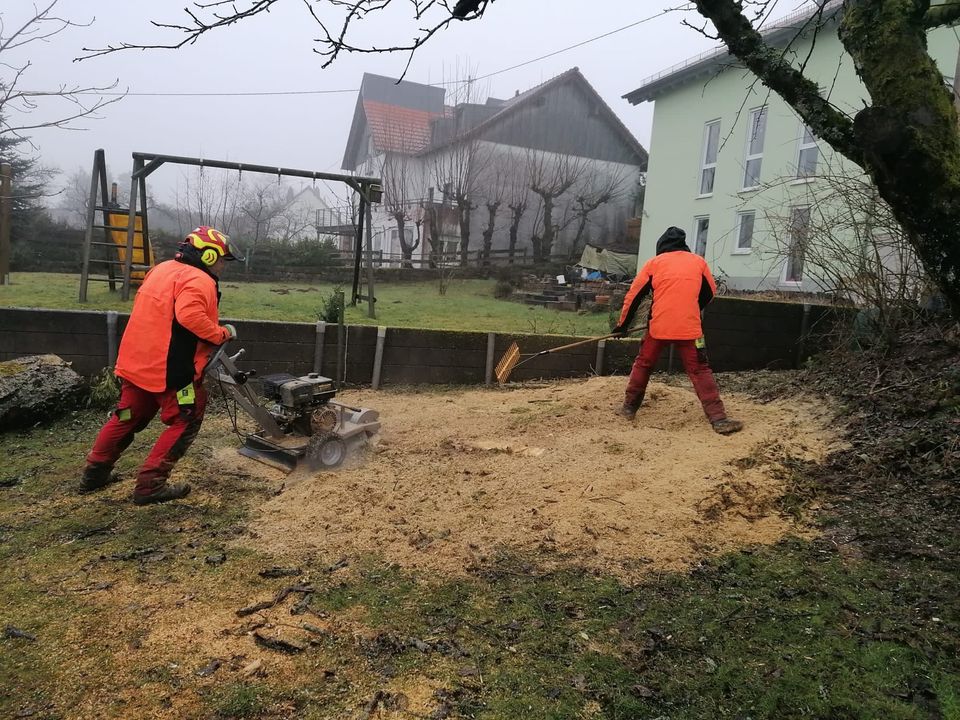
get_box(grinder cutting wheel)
[206,341,381,473]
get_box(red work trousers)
[85,379,207,495]
[624,334,726,422]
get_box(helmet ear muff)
[200,248,220,266]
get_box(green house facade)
[624,3,958,293]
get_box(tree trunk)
[540,196,555,262]
[458,201,471,267]
[840,2,960,315]
[531,235,542,264]
[571,214,589,259]
[482,201,499,267]
[426,207,441,269]
[508,205,524,264]
[394,214,414,269]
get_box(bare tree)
[431,133,489,267]
[273,199,318,243]
[239,180,284,272]
[174,168,244,237]
[503,152,530,265]
[568,167,628,257]
[526,150,587,263]
[420,188,447,268]
[1,2,121,143]
[58,166,91,227]
[478,155,509,266]
[378,149,423,268]
[759,160,927,337]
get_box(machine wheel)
[305,433,347,470]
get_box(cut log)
[0,355,87,431]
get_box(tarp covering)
[577,244,637,278]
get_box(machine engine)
[258,372,338,434]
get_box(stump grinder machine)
[207,343,381,473]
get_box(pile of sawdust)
[224,376,836,581]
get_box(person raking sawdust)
[612,226,743,435]
[79,226,243,504]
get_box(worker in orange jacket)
[80,227,243,504]
[612,226,742,434]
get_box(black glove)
[611,324,628,338]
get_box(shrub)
[493,280,514,299]
[318,286,345,323]
[87,368,120,409]
[493,265,528,288]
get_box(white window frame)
[733,210,755,255]
[741,106,767,191]
[693,215,710,257]
[794,123,819,181]
[781,205,810,285]
[698,120,721,197]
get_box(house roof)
[341,73,446,170]
[423,67,648,166]
[362,100,440,154]
[623,1,843,104]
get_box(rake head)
[494,341,521,384]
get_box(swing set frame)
[79,149,382,317]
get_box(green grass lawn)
[0,272,612,336]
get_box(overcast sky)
[10,0,734,205]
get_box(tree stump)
[0,355,87,431]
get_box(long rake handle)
[532,328,642,357]
[534,332,621,356]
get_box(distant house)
[274,185,332,243]
[341,69,647,265]
[623,2,959,293]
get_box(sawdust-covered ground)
[216,376,837,581]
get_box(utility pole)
[0,163,12,286]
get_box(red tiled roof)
[363,100,443,154]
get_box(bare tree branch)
[693,0,863,165]
[78,0,493,76]
[1,2,122,142]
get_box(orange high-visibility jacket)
[617,228,716,340]
[115,259,230,392]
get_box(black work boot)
[132,483,191,506]
[79,465,123,493]
[711,418,744,435]
[615,404,638,421]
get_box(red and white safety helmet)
[182,226,244,266]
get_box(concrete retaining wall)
[0,297,839,383]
